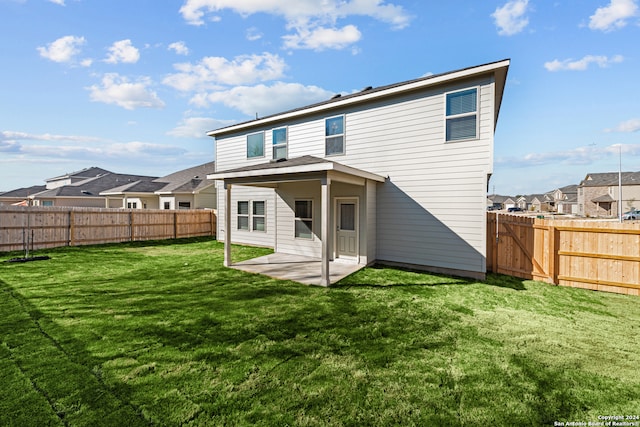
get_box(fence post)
[69,210,74,246]
[130,211,134,241]
[174,211,178,239]
[547,225,558,284]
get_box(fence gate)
[487,213,553,283]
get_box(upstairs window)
[272,127,287,160]
[247,132,264,158]
[325,116,345,156]
[445,88,478,141]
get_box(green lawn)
[1,238,638,426]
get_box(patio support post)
[224,182,232,267]
[320,176,331,286]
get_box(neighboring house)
[208,59,510,285]
[515,195,529,210]
[553,184,578,214]
[0,185,46,206]
[487,194,515,210]
[578,172,640,217]
[30,171,159,208]
[101,162,216,210]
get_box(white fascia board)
[207,60,510,138]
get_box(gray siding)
[214,75,496,275]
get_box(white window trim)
[444,86,479,142]
[325,114,345,156]
[237,200,266,232]
[294,199,314,240]
[272,126,288,160]
[252,200,266,233]
[247,131,265,159]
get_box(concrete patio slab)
[231,253,365,286]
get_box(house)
[578,172,640,217]
[0,185,46,206]
[552,184,578,214]
[101,162,216,210]
[0,167,158,208]
[207,59,510,286]
[31,169,158,208]
[487,194,515,210]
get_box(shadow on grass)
[336,264,528,291]
[0,279,151,426]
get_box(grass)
[1,238,639,426]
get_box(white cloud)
[492,0,530,36]
[104,39,140,64]
[495,143,640,168]
[605,118,640,132]
[168,41,190,56]
[283,25,362,51]
[48,0,65,5]
[178,0,410,50]
[0,130,185,161]
[544,54,624,71]
[163,53,287,92]
[246,27,263,41]
[167,117,235,138]
[87,73,165,110]
[0,130,103,143]
[192,82,334,117]
[37,35,86,63]
[589,0,639,31]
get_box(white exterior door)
[335,198,358,261]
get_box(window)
[42,200,53,207]
[445,88,478,141]
[252,201,265,232]
[163,202,171,210]
[247,132,265,158]
[237,200,266,231]
[178,202,191,210]
[325,116,344,155]
[237,201,249,230]
[294,200,313,239]
[272,127,287,160]
[127,202,137,209]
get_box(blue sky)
[1,0,639,196]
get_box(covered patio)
[231,252,365,285]
[208,156,385,286]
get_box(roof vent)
[270,158,287,163]
[81,190,92,195]
[361,86,373,92]
[331,94,342,99]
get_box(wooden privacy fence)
[487,213,640,296]
[0,206,216,252]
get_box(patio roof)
[207,155,386,184]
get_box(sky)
[1,0,639,196]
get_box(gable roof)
[0,185,47,198]
[99,162,216,196]
[154,162,216,194]
[580,172,640,187]
[34,173,158,198]
[208,59,510,138]
[46,166,112,183]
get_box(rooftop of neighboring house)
[100,162,216,196]
[580,171,640,187]
[0,185,47,198]
[34,172,159,198]
[153,161,216,194]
